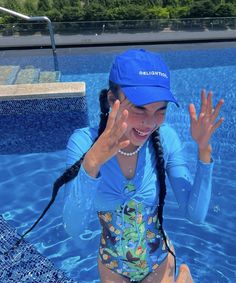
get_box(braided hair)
[8,81,176,274]
[152,130,176,273]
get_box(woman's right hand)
[82,100,130,177]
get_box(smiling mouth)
[134,128,151,136]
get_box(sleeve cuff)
[196,158,214,177]
[70,163,101,202]
[198,157,214,166]
[80,163,102,182]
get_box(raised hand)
[189,89,224,150]
[83,100,130,177]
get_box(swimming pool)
[0,45,236,283]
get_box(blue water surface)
[0,47,236,283]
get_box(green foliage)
[69,0,81,6]
[163,0,179,7]
[214,3,236,17]
[0,0,23,23]
[168,5,190,18]
[84,2,106,20]
[2,0,23,12]
[136,0,162,5]
[106,5,148,20]
[46,8,63,21]
[178,0,193,5]
[23,0,37,15]
[0,0,235,24]
[62,6,84,21]
[189,1,215,18]
[146,7,170,19]
[52,0,70,11]
[38,0,51,12]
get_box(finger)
[119,139,130,149]
[117,110,129,136]
[106,100,120,130]
[200,89,207,114]
[112,120,128,142]
[206,91,213,116]
[189,103,197,123]
[117,109,129,126]
[109,121,128,153]
[211,117,224,133]
[111,109,129,138]
[210,99,224,122]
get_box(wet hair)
[8,81,176,272]
[151,129,176,272]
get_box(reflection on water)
[1,49,236,283]
[0,149,235,282]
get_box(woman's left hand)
[189,89,224,149]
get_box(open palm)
[189,90,224,149]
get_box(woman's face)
[110,91,168,149]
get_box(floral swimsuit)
[98,184,171,282]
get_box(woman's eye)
[156,112,166,116]
[133,108,144,114]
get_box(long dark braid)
[6,88,110,253]
[151,129,176,273]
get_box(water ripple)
[1,50,236,282]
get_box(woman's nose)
[142,114,157,128]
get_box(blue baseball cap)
[109,49,179,107]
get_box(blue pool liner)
[0,215,77,283]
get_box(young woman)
[63,49,224,283]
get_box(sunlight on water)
[1,48,236,283]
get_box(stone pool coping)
[0,82,85,100]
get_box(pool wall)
[0,83,88,154]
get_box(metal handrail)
[0,6,56,53]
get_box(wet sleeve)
[63,129,101,242]
[164,127,214,224]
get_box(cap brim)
[120,85,179,107]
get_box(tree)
[38,0,51,12]
[168,6,190,18]
[1,0,23,23]
[62,6,84,21]
[84,2,106,20]
[69,0,81,6]
[46,8,63,21]
[24,0,37,16]
[214,3,236,16]
[2,0,22,12]
[52,0,70,11]
[162,0,179,7]
[146,6,170,19]
[189,1,215,17]
[1,0,235,24]
[109,4,147,20]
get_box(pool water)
[0,47,236,283]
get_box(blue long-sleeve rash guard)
[63,123,213,242]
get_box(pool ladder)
[0,6,56,53]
